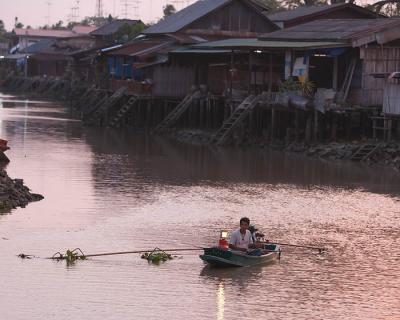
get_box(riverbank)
[170,129,400,171]
[0,169,44,212]
[1,77,399,172]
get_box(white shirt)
[229,229,254,249]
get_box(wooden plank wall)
[153,65,195,98]
[361,47,400,106]
[383,83,400,115]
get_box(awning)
[132,55,169,69]
[3,53,28,60]
[171,48,231,54]
[192,38,350,50]
[101,44,123,53]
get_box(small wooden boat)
[199,244,281,267]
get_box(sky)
[0,0,197,30]
[0,0,375,31]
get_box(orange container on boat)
[218,238,229,249]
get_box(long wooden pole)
[261,242,326,252]
[49,247,204,259]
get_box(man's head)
[240,217,250,232]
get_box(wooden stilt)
[331,113,337,141]
[271,108,275,141]
[314,109,319,142]
[305,114,312,144]
[295,109,299,142]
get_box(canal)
[0,92,399,320]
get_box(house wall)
[360,47,400,107]
[184,0,276,35]
[152,64,195,97]
[28,58,67,77]
[383,82,400,115]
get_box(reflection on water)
[217,281,224,320]
[0,93,399,320]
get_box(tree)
[115,22,146,42]
[0,20,5,42]
[257,0,285,11]
[163,4,176,17]
[51,20,64,29]
[80,16,113,27]
[14,17,24,28]
[369,0,400,15]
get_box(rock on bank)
[0,169,44,211]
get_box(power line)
[120,0,142,19]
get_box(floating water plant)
[52,248,87,262]
[141,247,173,264]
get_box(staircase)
[153,90,200,133]
[351,143,380,162]
[84,87,127,125]
[336,57,357,104]
[210,95,260,145]
[108,95,138,128]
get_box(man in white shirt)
[229,217,256,253]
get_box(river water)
[0,92,399,320]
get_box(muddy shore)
[0,169,44,212]
[171,129,400,172]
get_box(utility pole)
[121,0,141,19]
[69,0,80,23]
[45,1,52,26]
[96,0,103,17]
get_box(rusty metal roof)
[13,28,80,38]
[192,38,348,50]
[260,18,400,42]
[267,3,381,22]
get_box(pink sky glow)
[0,0,196,30]
[0,0,374,31]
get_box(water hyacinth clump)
[141,248,173,264]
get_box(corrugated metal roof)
[192,38,348,49]
[267,3,353,22]
[20,39,56,54]
[172,48,231,53]
[21,39,91,55]
[143,0,229,34]
[260,18,400,42]
[91,19,142,36]
[105,40,172,57]
[71,25,97,34]
[13,28,79,38]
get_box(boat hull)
[199,246,280,267]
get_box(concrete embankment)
[0,169,44,211]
